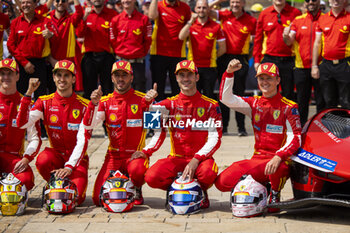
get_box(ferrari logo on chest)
[72,109,80,119]
[197,108,204,118]
[273,110,280,120]
[131,104,138,114]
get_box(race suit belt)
[323,57,350,65]
[264,54,294,62]
[115,56,144,64]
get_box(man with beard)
[0,58,41,192]
[283,0,325,126]
[82,60,158,206]
[148,0,192,101]
[141,60,222,209]
[110,0,152,92]
[7,0,50,98]
[17,60,92,206]
[178,0,226,100]
[43,0,84,93]
[253,0,301,101]
[311,0,350,109]
[209,0,257,136]
[79,0,117,99]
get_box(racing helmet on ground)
[231,175,268,217]
[100,170,136,213]
[168,177,203,215]
[43,175,78,214]
[0,173,28,216]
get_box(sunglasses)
[305,0,317,2]
[55,0,67,3]
[277,13,281,24]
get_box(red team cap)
[53,60,76,75]
[0,58,19,73]
[256,63,279,78]
[111,60,133,74]
[175,60,198,74]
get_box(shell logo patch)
[50,114,58,123]
[273,110,280,120]
[254,113,260,122]
[175,114,181,121]
[197,107,204,117]
[109,113,117,122]
[72,109,80,119]
[131,104,138,114]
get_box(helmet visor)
[103,190,127,200]
[46,191,73,200]
[1,192,22,203]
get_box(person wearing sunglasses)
[253,0,301,102]
[311,0,350,109]
[43,0,84,93]
[282,0,325,127]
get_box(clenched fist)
[226,59,242,73]
[25,78,40,96]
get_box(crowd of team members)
[0,0,349,215]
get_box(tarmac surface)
[1,106,350,233]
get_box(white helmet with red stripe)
[231,175,267,217]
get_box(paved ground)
[1,106,350,233]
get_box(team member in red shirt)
[17,60,92,205]
[7,0,50,98]
[44,0,84,93]
[110,0,152,92]
[79,0,117,99]
[311,0,350,109]
[283,0,324,126]
[0,58,41,191]
[216,60,301,213]
[141,60,222,209]
[209,0,256,136]
[0,12,10,60]
[178,0,226,99]
[253,0,300,101]
[82,61,158,206]
[148,0,191,100]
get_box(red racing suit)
[83,89,151,206]
[0,92,41,190]
[17,92,91,205]
[215,72,302,192]
[143,91,222,191]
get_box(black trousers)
[319,59,350,109]
[294,68,325,126]
[81,52,115,99]
[262,55,295,101]
[217,54,248,132]
[18,58,48,99]
[150,55,185,101]
[197,67,217,99]
[130,62,146,93]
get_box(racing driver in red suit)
[16,60,92,205]
[137,60,222,209]
[82,60,158,206]
[215,60,301,213]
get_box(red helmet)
[100,170,135,213]
[43,175,78,214]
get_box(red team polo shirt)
[253,4,301,63]
[290,11,323,68]
[218,10,256,55]
[316,9,350,60]
[150,0,191,58]
[7,14,50,66]
[45,5,84,60]
[110,9,152,59]
[79,7,117,53]
[0,13,10,59]
[187,18,225,68]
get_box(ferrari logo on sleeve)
[72,109,80,119]
[197,108,204,117]
[131,104,138,114]
[273,110,280,120]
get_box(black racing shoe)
[268,190,281,213]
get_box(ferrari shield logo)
[239,185,246,191]
[72,109,80,119]
[115,181,121,188]
[131,104,138,114]
[56,180,62,186]
[7,185,12,191]
[197,107,205,117]
[180,184,184,189]
[273,110,280,120]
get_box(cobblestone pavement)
[1,107,350,233]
